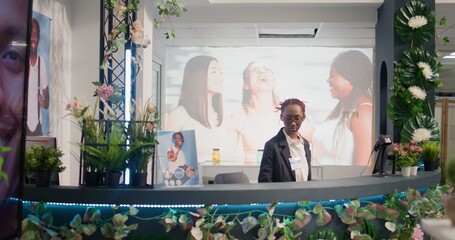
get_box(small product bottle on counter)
[212,148,220,165]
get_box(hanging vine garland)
[395,0,435,47]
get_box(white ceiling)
[153,0,455,62]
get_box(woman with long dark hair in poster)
[165,55,229,161]
[312,50,373,166]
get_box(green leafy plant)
[0,146,10,185]
[19,185,454,239]
[21,202,139,240]
[387,0,448,143]
[128,98,160,173]
[445,157,455,186]
[25,145,65,173]
[383,185,452,239]
[82,123,129,172]
[153,0,187,39]
[420,141,440,162]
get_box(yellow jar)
[212,148,220,165]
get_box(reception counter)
[23,169,441,205]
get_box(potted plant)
[420,141,440,171]
[25,145,65,187]
[128,98,159,187]
[391,141,422,177]
[83,122,129,186]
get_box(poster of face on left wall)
[1,0,32,238]
[27,11,51,136]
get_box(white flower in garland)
[412,128,432,143]
[417,62,433,80]
[408,86,427,100]
[408,15,428,29]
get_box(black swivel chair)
[213,172,250,184]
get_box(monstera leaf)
[398,47,440,89]
[395,0,435,46]
[401,114,440,143]
[387,94,423,126]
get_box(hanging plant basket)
[401,114,440,143]
[398,47,440,89]
[395,0,435,46]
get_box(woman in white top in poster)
[312,50,373,166]
[228,61,282,163]
[165,55,229,161]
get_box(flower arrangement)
[128,98,159,173]
[390,141,423,168]
[387,0,448,143]
[66,83,117,171]
[100,0,151,70]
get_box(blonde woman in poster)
[312,50,373,166]
[165,55,229,161]
[227,61,282,163]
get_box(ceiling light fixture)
[258,28,318,38]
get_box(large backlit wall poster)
[0,0,32,238]
[163,47,374,166]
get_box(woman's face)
[30,20,40,54]
[174,134,184,147]
[281,104,305,135]
[245,62,274,93]
[206,60,223,94]
[327,66,353,100]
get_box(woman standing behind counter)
[258,98,311,182]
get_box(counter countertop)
[23,169,440,205]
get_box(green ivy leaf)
[101,222,115,239]
[178,214,193,231]
[316,209,332,226]
[240,216,258,233]
[70,214,82,228]
[82,223,97,236]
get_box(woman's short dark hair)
[172,132,184,143]
[278,98,306,119]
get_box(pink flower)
[96,83,114,101]
[412,224,424,240]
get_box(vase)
[85,171,101,186]
[131,172,148,187]
[410,166,419,176]
[107,171,122,186]
[401,166,411,177]
[424,158,440,171]
[35,171,51,187]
